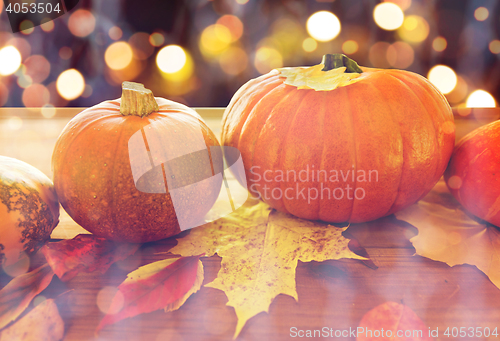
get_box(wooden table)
[1,107,500,341]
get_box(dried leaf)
[170,199,366,338]
[41,234,140,281]
[0,263,54,330]
[357,301,431,341]
[394,180,500,289]
[0,299,64,341]
[96,255,203,332]
[277,64,363,91]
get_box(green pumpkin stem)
[120,81,159,118]
[321,54,363,73]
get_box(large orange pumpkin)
[52,82,222,242]
[0,156,59,267]
[445,119,500,226]
[222,54,455,223]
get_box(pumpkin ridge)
[223,75,282,146]
[342,85,358,222]
[278,89,313,214]
[240,84,293,188]
[317,91,328,220]
[384,72,441,204]
[53,110,117,183]
[364,80,405,217]
[396,73,448,184]
[277,89,319,216]
[108,120,127,232]
[222,72,279,130]
[315,91,328,220]
[234,76,283,144]
[411,74,454,179]
[251,86,305,213]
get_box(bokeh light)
[82,84,93,98]
[17,73,33,89]
[105,42,133,70]
[254,47,282,74]
[0,46,22,76]
[489,40,500,54]
[474,7,489,21]
[369,42,391,68]
[0,82,8,106]
[129,32,154,60]
[108,26,123,40]
[306,11,341,42]
[19,20,34,35]
[6,116,23,131]
[432,36,447,52]
[270,18,305,59]
[68,9,96,38]
[236,0,249,4]
[40,19,55,32]
[342,40,359,55]
[22,84,50,107]
[41,104,57,118]
[428,65,457,94]
[106,58,144,85]
[466,90,496,108]
[383,0,412,11]
[302,38,317,52]
[25,55,51,83]
[56,69,85,101]
[373,3,404,31]
[219,46,248,75]
[217,15,244,42]
[386,41,414,68]
[157,46,193,82]
[149,32,164,47]
[97,286,124,315]
[398,15,429,43]
[59,47,72,60]
[199,24,232,58]
[7,37,31,60]
[446,76,468,104]
[157,45,186,73]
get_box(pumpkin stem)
[321,54,363,73]
[120,81,159,118]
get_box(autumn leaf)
[170,198,366,338]
[277,63,363,91]
[41,234,140,282]
[96,255,203,332]
[0,263,54,329]
[0,299,64,341]
[357,301,431,341]
[394,180,500,289]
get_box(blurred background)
[0,0,499,112]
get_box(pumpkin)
[222,54,455,223]
[444,119,500,226]
[0,156,59,267]
[52,82,222,243]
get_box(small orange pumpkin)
[445,119,500,226]
[222,54,455,223]
[0,156,59,267]
[52,82,222,243]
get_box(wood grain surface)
[1,107,500,341]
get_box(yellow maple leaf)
[169,198,366,338]
[276,64,364,91]
[394,180,500,289]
